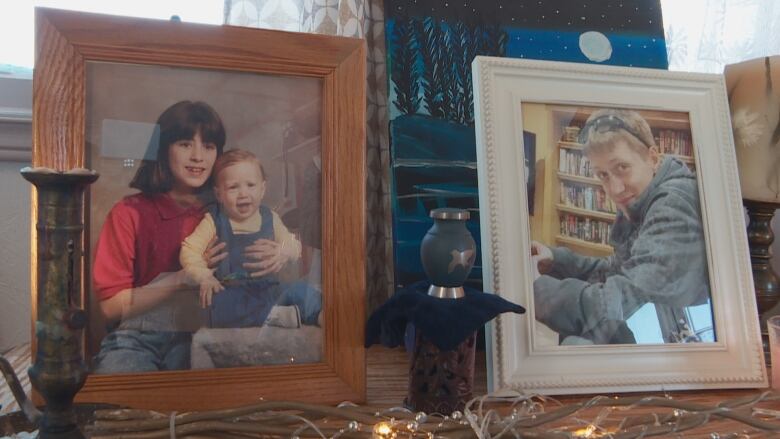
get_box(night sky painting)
[386,0,668,289]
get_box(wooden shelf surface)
[3,343,778,436]
[555,235,614,253]
[556,203,616,222]
[558,171,602,186]
[558,140,584,150]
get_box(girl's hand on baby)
[199,277,224,308]
[203,236,228,269]
[243,239,285,277]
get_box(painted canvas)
[385,0,669,288]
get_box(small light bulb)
[373,422,394,439]
[574,425,596,438]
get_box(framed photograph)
[473,57,767,394]
[32,8,365,409]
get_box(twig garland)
[86,392,780,439]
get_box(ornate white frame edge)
[473,56,767,395]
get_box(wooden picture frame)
[473,57,767,394]
[32,7,365,410]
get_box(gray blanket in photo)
[191,326,323,368]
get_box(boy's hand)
[530,241,554,275]
[199,276,224,308]
[530,255,543,281]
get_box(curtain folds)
[224,0,393,313]
[662,0,780,73]
[661,0,780,277]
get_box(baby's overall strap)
[209,204,233,279]
[258,204,274,238]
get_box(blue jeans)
[276,281,322,325]
[92,329,191,374]
[210,280,322,328]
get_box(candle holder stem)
[22,169,98,439]
[744,199,780,366]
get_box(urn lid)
[430,208,469,220]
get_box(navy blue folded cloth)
[365,281,526,351]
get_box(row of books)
[559,213,612,245]
[559,130,694,168]
[655,129,693,157]
[558,149,593,178]
[560,182,617,214]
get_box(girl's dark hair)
[130,100,226,194]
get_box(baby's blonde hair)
[213,148,266,183]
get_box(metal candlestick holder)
[16,168,98,438]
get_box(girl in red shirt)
[92,100,227,373]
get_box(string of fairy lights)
[80,392,780,438]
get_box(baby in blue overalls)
[180,149,321,328]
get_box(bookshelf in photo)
[540,106,696,257]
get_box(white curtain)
[662,0,780,277]
[224,0,394,313]
[224,0,306,32]
[662,0,780,73]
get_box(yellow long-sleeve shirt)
[180,210,301,283]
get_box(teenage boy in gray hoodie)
[532,109,710,345]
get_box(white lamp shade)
[725,56,780,204]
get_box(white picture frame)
[473,57,767,395]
